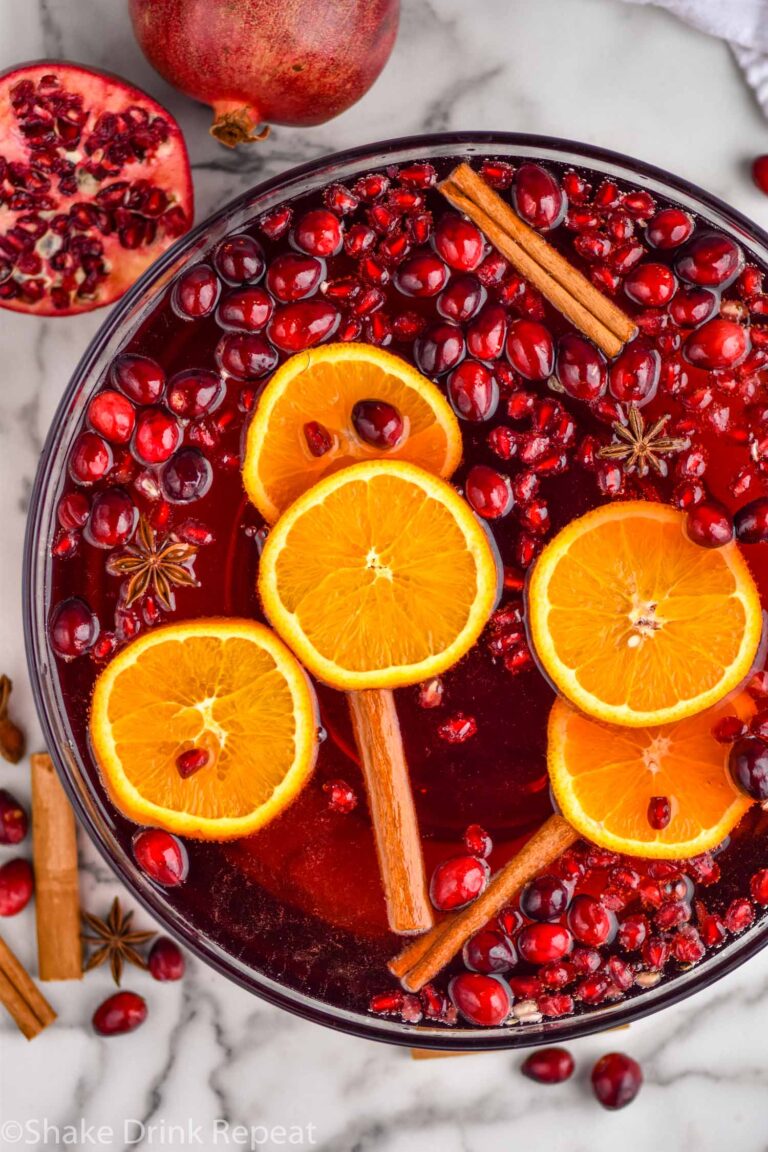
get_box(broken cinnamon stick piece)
[31,753,82,981]
[0,935,56,1039]
[390,813,577,990]
[348,689,434,935]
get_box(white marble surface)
[3,1,768,1149]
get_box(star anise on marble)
[598,405,690,478]
[107,516,198,610]
[82,897,156,986]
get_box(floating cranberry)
[0,858,33,915]
[464,823,493,858]
[505,319,555,380]
[167,370,225,419]
[437,275,486,322]
[521,1047,575,1084]
[465,465,513,518]
[268,301,340,352]
[591,1053,643,1110]
[750,869,768,904]
[293,209,342,257]
[512,163,565,231]
[414,321,465,376]
[684,318,750,370]
[734,497,768,543]
[395,251,448,297]
[161,448,213,503]
[608,343,660,405]
[624,262,677,307]
[647,208,694,250]
[132,407,182,465]
[449,972,511,1026]
[430,854,489,911]
[87,390,136,445]
[647,795,672,830]
[669,287,718,328]
[85,488,138,549]
[0,791,28,846]
[172,264,220,319]
[58,491,90,530]
[111,354,165,405]
[517,923,573,965]
[93,990,148,1036]
[69,431,113,485]
[463,929,516,974]
[322,779,358,814]
[728,737,768,800]
[567,895,617,947]
[447,361,499,422]
[148,937,185,981]
[133,828,188,886]
[351,399,404,449]
[685,501,733,548]
[434,214,485,271]
[266,253,324,302]
[467,304,507,362]
[216,287,274,332]
[215,332,278,379]
[50,597,99,659]
[676,232,744,287]
[520,875,571,922]
[176,748,209,778]
[556,334,606,400]
[214,234,265,284]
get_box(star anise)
[107,516,198,610]
[82,897,156,986]
[598,405,690,478]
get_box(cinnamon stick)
[390,814,577,990]
[0,935,56,1039]
[440,163,637,358]
[348,690,433,935]
[31,753,82,981]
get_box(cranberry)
[520,875,571,922]
[437,275,486,322]
[752,155,768,195]
[111,354,165,405]
[684,318,750,370]
[591,1053,643,1110]
[148,936,185,981]
[466,304,506,362]
[85,488,138,549]
[465,465,513,518]
[322,779,358,814]
[464,823,493,858]
[567,895,617,946]
[213,233,265,283]
[728,737,768,800]
[430,854,489,911]
[268,301,340,352]
[87,390,136,445]
[463,929,516,974]
[669,287,718,328]
[266,253,324,302]
[624,262,677,307]
[608,343,660,405]
[713,715,748,743]
[0,791,27,845]
[69,431,113,485]
[506,319,555,380]
[414,321,465,376]
[351,400,404,449]
[217,287,273,332]
[216,332,278,380]
[92,990,148,1036]
[685,500,734,548]
[647,208,694,250]
[0,858,33,915]
[395,251,448,297]
[58,491,90,530]
[512,163,565,231]
[50,597,99,659]
[556,334,607,400]
[176,748,209,778]
[133,828,188,886]
[161,449,212,503]
[750,869,768,903]
[293,209,342,257]
[734,497,768,543]
[449,972,511,1026]
[521,1047,575,1084]
[676,232,744,287]
[647,795,672,831]
[434,214,485,271]
[172,264,221,318]
[447,361,499,422]
[517,923,573,965]
[132,407,182,465]
[167,370,225,419]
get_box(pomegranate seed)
[520,875,571,922]
[728,737,768,800]
[92,990,147,1036]
[323,183,359,214]
[479,159,514,188]
[132,407,181,465]
[465,465,513,518]
[259,206,292,239]
[437,274,486,323]
[596,461,624,497]
[464,823,492,858]
[175,747,209,779]
[624,262,677,307]
[505,319,555,380]
[213,234,265,284]
[647,795,672,830]
[591,1053,643,1110]
[618,914,648,951]
[268,301,339,352]
[517,923,573,965]
[538,993,574,1018]
[369,990,404,1016]
[437,712,477,743]
[539,961,573,989]
[677,232,743,287]
[172,264,220,318]
[556,334,607,400]
[512,163,565,231]
[467,304,507,361]
[434,213,485,271]
[419,982,447,1019]
[353,173,389,202]
[463,928,516,974]
[713,715,747,743]
[648,208,694,249]
[344,223,376,257]
[417,678,443,708]
[0,858,33,915]
[132,828,188,886]
[623,190,656,219]
[148,937,185,981]
[672,925,706,964]
[571,947,602,975]
[521,1047,575,1084]
[449,972,511,1026]
[750,869,768,904]
[322,779,358,814]
[50,597,99,659]
[406,212,433,246]
[293,209,342,257]
[568,895,617,946]
[563,170,591,203]
[685,500,734,548]
[576,975,610,1004]
[414,321,465,376]
[398,162,437,188]
[735,497,768,543]
[0,790,28,845]
[447,361,499,422]
[266,253,324,302]
[303,421,334,458]
[395,251,448,297]
[488,426,518,460]
[725,897,755,934]
[85,488,138,548]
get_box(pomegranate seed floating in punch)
[40,140,768,1038]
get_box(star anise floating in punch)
[107,515,198,611]
[82,897,156,986]
[598,405,690,478]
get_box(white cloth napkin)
[621,0,768,115]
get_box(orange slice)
[242,342,463,522]
[528,500,762,727]
[90,619,318,840]
[258,459,500,690]
[548,693,754,858]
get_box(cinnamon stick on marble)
[31,753,82,981]
[0,935,56,1039]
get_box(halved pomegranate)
[0,62,193,315]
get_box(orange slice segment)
[242,342,463,522]
[90,619,318,840]
[528,500,762,727]
[258,459,500,690]
[548,693,754,858]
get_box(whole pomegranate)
[128,0,400,147]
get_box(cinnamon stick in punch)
[31,752,82,981]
